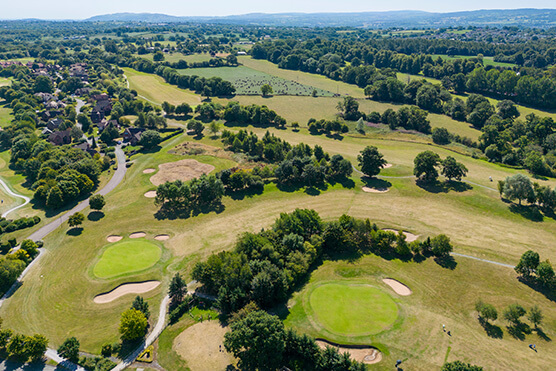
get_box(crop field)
[179,65,335,96]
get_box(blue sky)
[3,0,556,20]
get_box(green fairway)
[93,239,162,278]
[309,283,398,336]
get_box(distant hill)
[85,9,556,28]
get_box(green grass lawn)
[179,65,334,97]
[431,54,517,68]
[308,282,398,336]
[0,77,10,87]
[123,67,201,106]
[93,239,162,279]
[0,101,13,128]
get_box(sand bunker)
[381,163,393,169]
[106,235,123,243]
[142,168,156,174]
[383,278,412,296]
[144,191,157,198]
[362,186,389,193]
[383,229,419,242]
[316,339,382,365]
[130,232,146,239]
[94,281,160,304]
[150,159,215,186]
[155,234,170,241]
[174,321,235,371]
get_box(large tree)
[357,146,386,178]
[413,151,441,182]
[503,304,526,326]
[224,310,286,371]
[139,130,162,149]
[119,309,148,341]
[514,250,540,279]
[57,337,80,362]
[503,174,535,205]
[68,212,84,229]
[261,84,273,97]
[442,156,468,181]
[89,194,105,211]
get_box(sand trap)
[362,186,389,193]
[381,163,393,169]
[150,159,215,186]
[144,191,157,198]
[130,232,146,239]
[316,339,382,365]
[143,168,156,174]
[383,229,419,242]
[106,235,123,243]
[94,281,160,304]
[155,234,170,241]
[383,278,412,296]
[174,321,235,371]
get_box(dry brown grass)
[150,159,215,186]
[173,321,235,371]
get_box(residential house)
[46,118,64,131]
[90,99,112,123]
[48,130,72,146]
[123,127,144,145]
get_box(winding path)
[0,177,31,218]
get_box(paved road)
[111,296,169,371]
[0,177,31,218]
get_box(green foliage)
[131,296,150,319]
[503,304,527,325]
[357,146,386,178]
[442,360,484,371]
[431,234,453,257]
[528,305,543,328]
[119,309,147,341]
[139,129,162,149]
[442,156,468,181]
[414,150,441,182]
[57,337,80,362]
[89,194,106,211]
[68,212,85,228]
[503,174,534,205]
[475,300,498,322]
[155,174,225,214]
[261,84,273,97]
[432,127,451,144]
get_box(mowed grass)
[0,77,10,87]
[0,102,14,128]
[93,239,162,279]
[285,254,556,370]
[179,65,334,96]
[123,67,201,106]
[431,54,517,68]
[308,283,398,336]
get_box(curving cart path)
[0,177,31,218]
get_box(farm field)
[179,65,334,96]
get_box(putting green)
[93,239,161,279]
[309,283,398,336]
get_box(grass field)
[179,65,334,96]
[0,102,13,128]
[0,77,10,87]
[93,239,162,279]
[308,282,399,336]
[123,67,201,106]
[431,54,517,68]
[284,253,556,370]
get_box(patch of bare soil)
[170,142,231,160]
[316,339,382,364]
[150,159,215,186]
[383,278,412,296]
[94,281,160,304]
[173,321,235,371]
